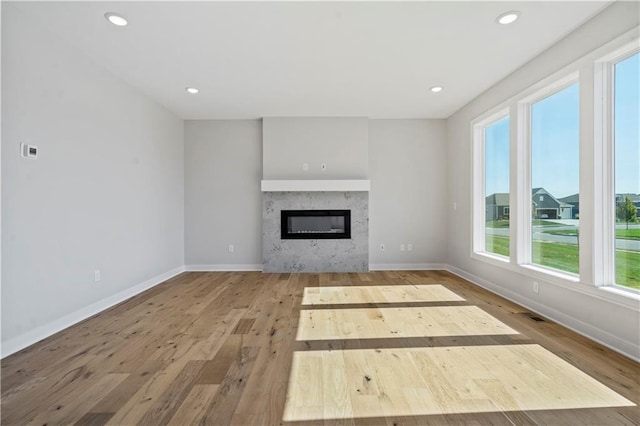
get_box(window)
[613,52,639,290]
[485,117,511,257]
[530,83,580,275]
[471,35,639,300]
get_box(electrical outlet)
[380,244,385,251]
[21,143,38,159]
[302,163,309,171]
[533,281,539,294]
[400,244,405,251]
[321,163,327,171]
[407,244,413,251]
[94,270,101,283]
[453,202,457,211]
[228,244,234,253]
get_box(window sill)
[471,251,510,268]
[600,285,640,301]
[519,264,580,285]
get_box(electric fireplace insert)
[281,210,351,239]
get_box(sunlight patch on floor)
[283,344,635,421]
[296,306,518,341]
[302,284,465,305]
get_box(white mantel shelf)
[261,179,370,192]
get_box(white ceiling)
[11,1,611,119]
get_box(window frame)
[471,109,511,265]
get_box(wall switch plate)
[407,244,413,251]
[453,202,457,211]
[380,244,385,251]
[228,244,234,253]
[400,244,405,251]
[94,270,101,282]
[302,163,309,171]
[321,163,327,171]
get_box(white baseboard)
[185,264,263,272]
[1,266,185,358]
[369,263,446,271]
[445,264,640,362]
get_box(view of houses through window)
[614,52,640,289]
[530,83,580,275]
[484,117,510,257]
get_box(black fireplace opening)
[281,210,351,239]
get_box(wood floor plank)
[29,372,128,426]
[198,346,260,425]
[2,354,102,424]
[104,358,192,426]
[73,412,115,426]
[197,335,243,385]
[1,270,637,425]
[137,360,206,426]
[87,359,163,414]
[232,318,257,335]
[168,384,220,425]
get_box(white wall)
[446,2,640,359]
[184,120,263,269]
[369,120,448,268]
[1,5,185,355]
[185,119,447,270]
[262,117,369,179]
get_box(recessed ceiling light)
[104,12,128,27]
[430,86,443,93]
[186,87,199,94]
[497,11,520,25]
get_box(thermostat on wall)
[20,143,38,159]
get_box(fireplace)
[281,210,351,239]
[263,192,368,272]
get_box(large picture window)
[530,83,580,275]
[613,52,639,290]
[471,36,639,299]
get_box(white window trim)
[471,109,510,263]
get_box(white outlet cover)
[21,143,38,159]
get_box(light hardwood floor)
[1,271,638,425]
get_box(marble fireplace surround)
[262,180,370,273]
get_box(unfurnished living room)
[1,1,639,425]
